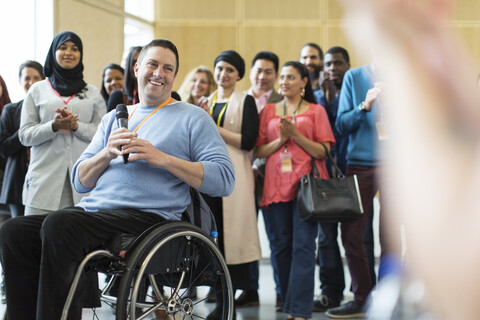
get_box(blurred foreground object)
[342,0,480,319]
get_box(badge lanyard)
[209,92,229,127]
[127,97,172,133]
[280,98,303,173]
[48,80,76,107]
[48,80,76,134]
[282,98,303,152]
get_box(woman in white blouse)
[19,31,106,215]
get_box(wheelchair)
[61,189,234,320]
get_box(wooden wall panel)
[156,24,238,91]
[325,0,345,20]
[97,0,122,9]
[452,0,480,21]
[325,24,369,68]
[452,25,480,71]
[56,0,124,89]
[240,25,323,90]
[244,0,321,20]
[159,0,376,92]
[242,25,323,64]
[52,0,480,95]
[157,0,235,20]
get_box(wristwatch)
[358,101,368,112]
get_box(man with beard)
[312,46,352,313]
[0,39,235,320]
[325,59,387,318]
[315,46,351,173]
[299,43,324,90]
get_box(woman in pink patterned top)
[256,61,335,320]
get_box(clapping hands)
[53,108,79,132]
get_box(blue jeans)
[317,222,345,301]
[262,200,318,318]
[248,209,281,294]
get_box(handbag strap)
[311,144,346,179]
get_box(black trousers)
[0,206,165,320]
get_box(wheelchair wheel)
[116,222,233,319]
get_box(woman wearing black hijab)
[200,50,261,320]
[19,31,106,216]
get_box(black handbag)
[297,144,364,222]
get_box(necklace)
[283,98,303,118]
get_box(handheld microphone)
[115,104,129,164]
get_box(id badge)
[280,151,293,173]
[376,121,389,141]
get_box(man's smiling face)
[135,46,177,106]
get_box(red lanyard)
[47,80,76,106]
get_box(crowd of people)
[0,27,397,320]
[3,0,479,319]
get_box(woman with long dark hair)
[100,63,124,104]
[107,46,142,111]
[256,61,335,320]
[0,60,45,218]
[0,75,11,115]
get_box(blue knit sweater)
[336,65,383,167]
[72,101,235,220]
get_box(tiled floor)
[0,260,361,320]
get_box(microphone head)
[115,104,128,120]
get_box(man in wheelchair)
[0,39,235,320]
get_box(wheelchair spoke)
[148,274,165,302]
[171,271,186,301]
[185,239,201,299]
[114,223,234,320]
[133,300,164,320]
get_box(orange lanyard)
[128,97,172,133]
[47,80,75,106]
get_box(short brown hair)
[138,39,179,76]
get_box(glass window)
[0,0,53,101]
[123,17,154,62]
[123,0,154,66]
[125,0,154,22]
